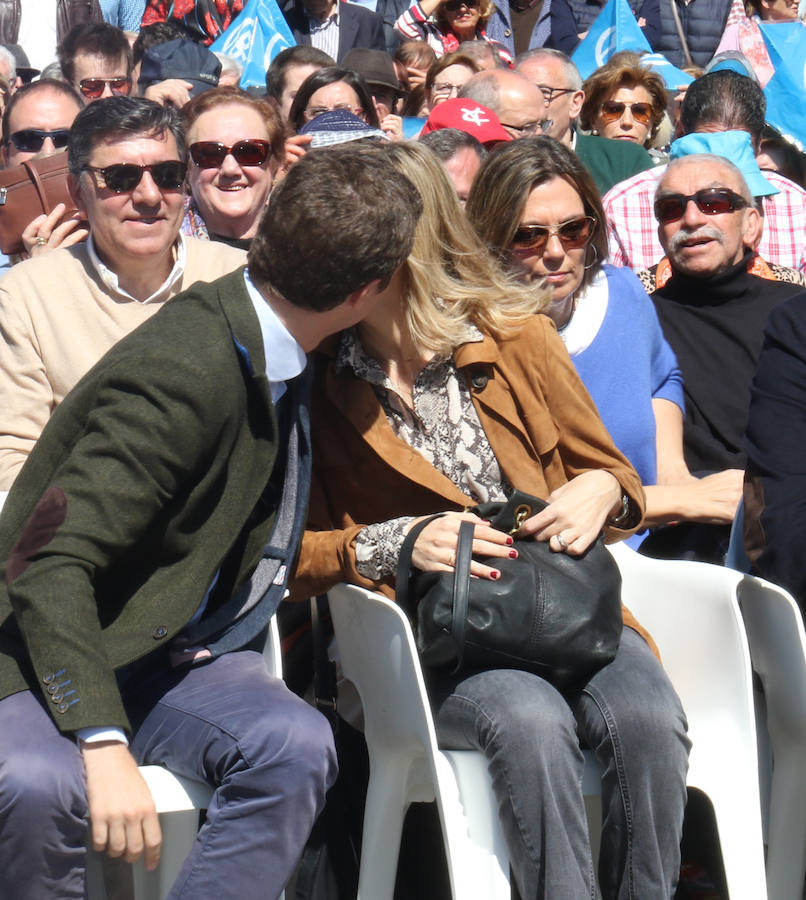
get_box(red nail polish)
[506,536,514,545]
[490,570,500,579]
[509,549,518,558]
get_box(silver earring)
[584,243,599,270]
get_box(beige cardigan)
[0,237,246,489]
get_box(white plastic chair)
[87,617,285,900]
[737,574,806,900]
[330,543,768,900]
[608,543,767,900]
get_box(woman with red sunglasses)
[394,0,512,64]
[467,137,743,553]
[180,86,286,248]
[579,57,667,149]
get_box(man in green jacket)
[0,119,422,897]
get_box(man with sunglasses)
[515,48,653,195]
[58,20,133,106]
[644,153,806,561]
[0,139,421,900]
[1,78,81,168]
[0,96,247,492]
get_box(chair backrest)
[327,583,440,761]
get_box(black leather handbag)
[396,491,623,688]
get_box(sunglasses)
[189,140,271,169]
[501,119,553,136]
[83,160,187,193]
[444,0,479,10]
[77,76,132,99]
[510,216,596,253]
[654,188,749,224]
[599,100,653,126]
[9,128,71,152]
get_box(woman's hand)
[22,204,89,258]
[408,511,515,580]
[276,134,313,182]
[677,469,744,523]
[406,65,428,90]
[380,113,404,141]
[517,470,622,555]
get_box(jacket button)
[56,703,68,714]
[47,683,59,694]
[505,28,511,36]
[43,673,55,684]
[153,626,168,639]
[471,371,489,391]
[51,693,63,702]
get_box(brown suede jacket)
[292,314,653,648]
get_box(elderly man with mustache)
[643,151,806,561]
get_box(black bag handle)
[396,513,447,619]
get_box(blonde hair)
[381,141,549,355]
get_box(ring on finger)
[34,236,48,246]
[555,531,569,550]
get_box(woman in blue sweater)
[466,137,742,547]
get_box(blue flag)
[210,0,297,89]
[571,0,651,80]
[638,52,693,89]
[760,22,806,151]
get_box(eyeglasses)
[303,104,364,122]
[9,128,71,152]
[510,216,596,253]
[599,100,652,126]
[501,119,553,136]
[444,0,480,10]
[189,140,271,169]
[77,76,133,99]
[537,85,575,105]
[83,160,187,193]
[431,81,466,97]
[654,188,749,224]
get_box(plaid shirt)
[603,166,806,274]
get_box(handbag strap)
[396,514,446,620]
[21,160,50,212]
[667,0,694,69]
[449,520,476,674]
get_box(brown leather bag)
[0,153,78,255]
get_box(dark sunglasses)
[77,76,132,99]
[189,140,271,169]
[599,100,652,126]
[83,160,187,193]
[444,0,480,10]
[9,128,71,152]
[654,188,749,224]
[510,216,596,253]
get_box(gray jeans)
[429,626,690,900]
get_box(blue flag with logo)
[760,22,806,151]
[638,52,693,89]
[571,0,651,79]
[210,0,296,89]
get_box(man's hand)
[143,79,195,109]
[22,204,89,258]
[81,740,162,870]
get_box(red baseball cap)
[420,98,512,147]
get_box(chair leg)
[765,748,806,900]
[357,757,418,900]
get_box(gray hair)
[515,48,582,91]
[457,71,501,113]
[658,154,754,205]
[0,45,15,81]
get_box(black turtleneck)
[652,250,805,473]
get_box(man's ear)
[345,278,383,313]
[569,89,585,121]
[68,172,86,216]
[742,203,763,251]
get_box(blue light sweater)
[567,265,684,546]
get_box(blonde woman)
[293,142,689,900]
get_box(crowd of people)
[0,5,804,900]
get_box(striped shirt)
[309,10,341,59]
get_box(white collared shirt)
[243,269,308,403]
[86,233,187,305]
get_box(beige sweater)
[0,237,247,490]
